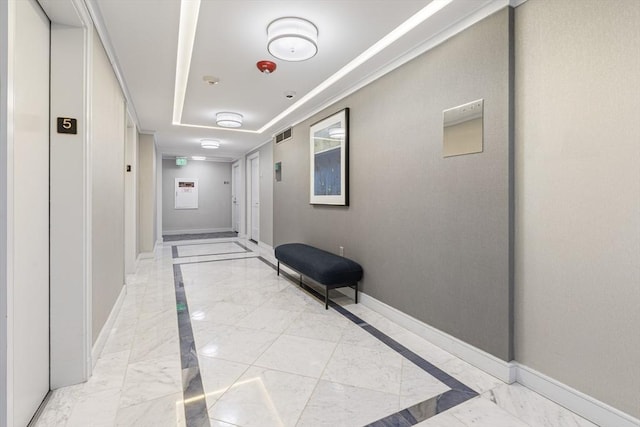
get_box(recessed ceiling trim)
[286,0,504,132]
[178,122,260,134]
[172,0,453,133]
[172,0,201,125]
[255,0,454,133]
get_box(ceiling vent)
[274,128,292,144]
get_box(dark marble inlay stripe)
[175,255,260,266]
[172,245,179,259]
[172,261,211,427]
[163,231,238,241]
[173,249,251,259]
[234,241,253,252]
[257,256,479,425]
[366,390,478,426]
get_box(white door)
[250,156,260,242]
[13,0,51,424]
[232,163,240,233]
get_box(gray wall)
[162,159,232,234]
[138,133,156,253]
[91,30,125,343]
[247,142,274,246]
[274,9,513,360]
[515,0,640,418]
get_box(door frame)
[231,159,245,238]
[0,0,17,422]
[231,162,240,234]
[246,152,260,243]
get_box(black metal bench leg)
[277,261,280,276]
[355,282,358,304]
[325,287,329,310]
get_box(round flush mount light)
[200,139,220,149]
[267,17,318,62]
[216,112,243,128]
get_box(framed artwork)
[309,108,349,206]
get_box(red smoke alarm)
[257,60,277,74]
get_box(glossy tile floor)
[35,238,598,427]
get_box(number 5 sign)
[57,117,77,134]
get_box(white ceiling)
[90,0,503,162]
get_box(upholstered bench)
[274,243,363,309]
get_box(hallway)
[35,239,595,427]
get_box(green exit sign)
[176,157,187,166]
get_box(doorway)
[232,162,241,234]
[248,154,260,243]
[8,0,51,424]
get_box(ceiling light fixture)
[257,0,453,133]
[174,0,452,134]
[267,17,318,62]
[203,75,220,85]
[200,139,220,149]
[216,112,243,128]
[192,156,206,161]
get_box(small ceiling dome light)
[203,75,220,85]
[257,60,277,74]
[201,139,220,149]
[267,17,318,62]
[329,127,345,139]
[216,112,243,128]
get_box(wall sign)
[57,117,77,134]
[175,178,198,209]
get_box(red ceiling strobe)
[256,60,277,74]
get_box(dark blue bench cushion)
[275,243,363,286]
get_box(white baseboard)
[136,251,155,261]
[515,364,640,427]
[257,241,274,258]
[162,227,232,235]
[346,289,516,383]
[338,288,636,426]
[91,284,126,367]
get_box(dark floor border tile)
[257,256,479,426]
[163,231,238,242]
[173,250,251,259]
[173,241,243,248]
[172,263,211,427]
[233,242,253,252]
[174,255,260,266]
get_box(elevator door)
[13,0,51,424]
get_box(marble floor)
[34,238,598,427]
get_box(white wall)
[155,147,162,246]
[90,29,126,343]
[515,0,640,418]
[162,159,232,235]
[124,114,138,273]
[50,21,90,389]
[0,0,9,420]
[137,133,156,254]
